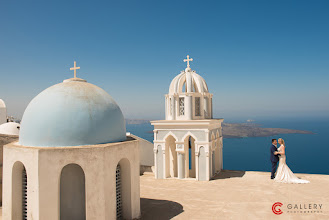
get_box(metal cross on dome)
[184,55,193,68]
[70,61,80,78]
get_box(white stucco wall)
[129,133,154,167]
[2,137,141,220]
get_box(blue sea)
[126,117,329,175]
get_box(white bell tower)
[151,56,224,181]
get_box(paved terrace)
[140,170,329,220]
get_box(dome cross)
[70,61,81,78]
[184,55,193,69]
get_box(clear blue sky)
[1,0,328,121]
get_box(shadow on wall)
[212,170,246,180]
[140,198,184,220]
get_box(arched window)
[116,158,132,219]
[60,164,86,220]
[165,135,178,178]
[185,135,196,178]
[12,161,27,220]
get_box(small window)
[195,97,200,116]
[179,97,185,116]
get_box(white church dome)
[19,77,126,147]
[0,122,20,135]
[169,69,208,95]
[165,56,213,120]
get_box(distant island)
[126,119,314,138]
[221,123,313,138]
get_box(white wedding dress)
[274,145,310,184]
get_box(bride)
[274,138,310,184]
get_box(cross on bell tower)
[184,55,193,69]
[70,61,80,78]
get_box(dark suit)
[270,144,279,179]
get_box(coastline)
[126,119,314,139]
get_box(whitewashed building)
[2,62,140,220]
[0,99,7,125]
[151,56,224,181]
[0,122,20,135]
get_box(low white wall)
[129,134,154,167]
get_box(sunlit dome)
[19,62,126,147]
[169,55,209,95]
[169,70,209,95]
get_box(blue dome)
[19,79,126,147]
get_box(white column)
[177,152,185,179]
[200,95,204,118]
[204,97,209,118]
[153,146,158,179]
[162,147,167,178]
[206,148,210,181]
[210,97,213,119]
[214,139,220,172]
[195,145,199,180]
[175,97,179,119]
[153,132,158,179]
[185,95,193,120]
[165,96,168,119]
[171,96,175,120]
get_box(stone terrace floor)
[140,170,329,220]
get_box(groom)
[270,139,280,179]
